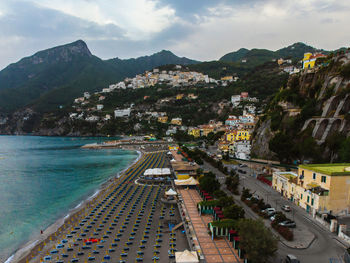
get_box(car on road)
[239,164,247,168]
[281,205,291,212]
[279,220,296,228]
[269,215,276,221]
[262,207,276,216]
[247,194,260,201]
[285,254,300,263]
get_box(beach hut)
[175,250,199,263]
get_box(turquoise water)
[0,136,138,261]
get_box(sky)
[0,0,349,69]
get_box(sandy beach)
[9,145,189,263]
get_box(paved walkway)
[179,188,243,263]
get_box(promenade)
[179,189,243,263]
[21,151,189,263]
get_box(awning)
[174,177,199,186]
[175,250,199,263]
[165,188,177,196]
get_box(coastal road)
[202,161,347,263]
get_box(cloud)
[29,0,177,40]
[0,0,349,69]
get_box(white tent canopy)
[144,168,171,176]
[174,177,199,186]
[165,188,177,196]
[175,250,199,263]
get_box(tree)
[339,137,350,162]
[237,219,278,263]
[223,204,245,220]
[217,196,235,208]
[199,176,220,194]
[325,132,346,162]
[269,132,294,162]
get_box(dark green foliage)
[199,175,220,194]
[269,132,294,162]
[338,137,350,162]
[237,219,278,263]
[0,41,198,113]
[213,189,227,199]
[217,196,235,208]
[220,42,318,68]
[325,132,346,162]
[340,63,350,78]
[223,204,245,220]
[225,174,240,194]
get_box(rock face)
[251,51,350,161]
[251,119,276,160]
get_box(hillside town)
[70,64,259,160]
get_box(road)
[201,161,347,263]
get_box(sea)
[0,136,139,262]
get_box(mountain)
[0,40,198,113]
[219,48,249,63]
[219,42,319,67]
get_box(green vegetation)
[0,41,197,113]
[198,173,221,194]
[220,42,318,68]
[237,219,278,263]
[299,163,350,176]
[223,204,245,220]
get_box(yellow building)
[176,94,185,100]
[221,76,233,81]
[218,140,230,152]
[171,118,182,126]
[272,171,298,198]
[303,53,327,69]
[200,125,215,137]
[158,116,168,123]
[236,130,251,141]
[188,127,201,138]
[273,164,350,215]
[226,131,237,142]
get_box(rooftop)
[299,163,350,176]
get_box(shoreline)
[6,148,142,263]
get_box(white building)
[69,113,78,119]
[231,95,241,107]
[84,92,91,99]
[244,105,256,114]
[96,104,104,110]
[114,108,131,118]
[104,114,111,121]
[85,115,99,122]
[234,141,251,160]
[74,97,84,103]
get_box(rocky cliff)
[252,51,350,163]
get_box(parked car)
[285,254,300,263]
[262,207,276,214]
[239,164,247,168]
[247,194,259,201]
[269,215,276,221]
[279,220,296,228]
[281,205,291,212]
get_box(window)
[307,196,310,203]
[321,176,326,183]
[313,173,316,180]
[301,194,303,200]
[311,198,314,206]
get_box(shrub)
[275,226,294,241]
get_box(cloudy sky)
[0,0,349,69]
